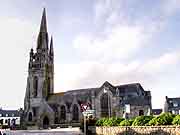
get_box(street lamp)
[103,87,110,118]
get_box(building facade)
[0,109,20,127]
[24,9,152,128]
[164,96,180,115]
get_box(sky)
[0,0,180,110]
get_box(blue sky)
[0,0,180,109]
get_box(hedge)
[172,115,180,125]
[132,115,154,126]
[96,117,124,126]
[148,113,174,126]
[96,113,180,126]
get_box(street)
[1,128,83,135]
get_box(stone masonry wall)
[95,126,180,135]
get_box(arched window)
[47,77,50,94]
[60,105,66,121]
[100,93,111,117]
[72,104,79,121]
[33,76,38,97]
[28,112,32,121]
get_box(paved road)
[1,128,83,135]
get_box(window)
[72,104,79,121]
[100,93,111,117]
[12,114,14,117]
[6,114,8,117]
[172,110,176,114]
[47,77,51,95]
[173,102,178,107]
[60,105,66,121]
[33,76,38,97]
[28,112,32,122]
[0,119,3,125]
[32,108,36,117]
[0,114,2,117]
[139,110,144,116]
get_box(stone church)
[24,9,152,128]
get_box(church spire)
[37,8,49,51]
[40,8,47,33]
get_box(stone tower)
[24,8,54,127]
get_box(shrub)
[132,115,154,126]
[96,118,107,126]
[172,115,180,125]
[96,117,124,126]
[119,119,132,126]
[148,113,174,126]
[111,117,124,126]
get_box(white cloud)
[74,24,148,60]
[55,50,180,108]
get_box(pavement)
[1,127,84,135]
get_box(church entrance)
[43,116,49,129]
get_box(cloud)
[73,0,172,61]
[55,50,180,108]
[73,0,180,62]
[55,50,180,89]
[73,24,148,60]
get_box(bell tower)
[24,8,54,126]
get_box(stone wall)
[95,126,180,135]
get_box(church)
[24,9,152,128]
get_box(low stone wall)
[95,126,180,135]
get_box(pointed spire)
[37,8,49,50]
[49,36,54,56]
[40,8,47,33]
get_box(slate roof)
[48,81,151,107]
[0,109,20,117]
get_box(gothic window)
[100,93,111,117]
[33,76,38,97]
[47,77,50,94]
[28,112,32,121]
[72,104,79,121]
[60,105,66,121]
[32,107,37,117]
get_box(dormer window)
[173,102,178,107]
[6,114,8,117]
[0,114,2,117]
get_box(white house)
[0,109,20,126]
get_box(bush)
[96,117,124,126]
[96,118,107,126]
[172,115,180,125]
[148,113,174,126]
[119,119,132,126]
[132,115,154,126]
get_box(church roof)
[0,109,20,117]
[48,81,151,107]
